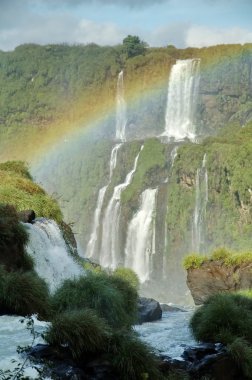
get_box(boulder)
[186,261,252,305]
[137,297,162,324]
[18,209,36,223]
[161,303,186,312]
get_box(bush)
[113,267,140,290]
[51,272,138,328]
[45,309,110,359]
[211,247,230,261]
[0,161,32,179]
[0,267,50,318]
[183,254,207,270]
[190,293,252,378]
[108,331,161,380]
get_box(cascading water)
[86,143,122,259]
[162,59,200,141]
[25,219,83,292]
[192,153,208,252]
[125,188,157,283]
[100,145,144,269]
[115,70,127,142]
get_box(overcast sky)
[0,0,252,51]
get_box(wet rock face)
[186,261,252,305]
[18,209,36,223]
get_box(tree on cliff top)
[122,35,147,58]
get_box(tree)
[122,35,147,58]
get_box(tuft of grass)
[223,251,252,266]
[51,272,138,329]
[211,247,230,261]
[108,331,161,380]
[0,267,50,318]
[183,254,207,270]
[113,267,140,290]
[0,161,32,180]
[228,338,252,379]
[45,309,110,359]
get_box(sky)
[0,0,252,51]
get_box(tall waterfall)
[115,70,127,142]
[192,154,208,252]
[25,219,83,292]
[163,59,200,141]
[86,143,122,259]
[100,145,144,269]
[125,188,157,283]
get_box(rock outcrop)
[137,297,162,324]
[186,261,252,305]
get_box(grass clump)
[223,251,252,266]
[210,247,230,261]
[113,267,140,290]
[108,331,161,380]
[0,267,50,318]
[183,254,207,270]
[190,293,252,378]
[0,161,32,180]
[51,272,137,328]
[45,309,110,359]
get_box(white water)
[125,188,157,283]
[162,59,200,141]
[25,219,83,292]
[100,146,144,269]
[115,70,127,142]
[86,143,122,259]
[192,154,208,252]
[0,315,48,377]
[135,311,195,358]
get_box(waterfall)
[85,143,122,259]
[125,188,157,283]
[162,59,200,141]
[115,70,127,142]
[25,219,83,292]
[100,145,144,269]
[192,153,208,252]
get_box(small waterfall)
[25,219,83,292]
[192,153,208,252]
[115,70,127,142]
[100,145,144,269]
[162,59,200,141]
[125,188,157,283]
[86,143,122,259]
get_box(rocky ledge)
[186,260,252,305]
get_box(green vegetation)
[183,247,252,270]
[183,254,208,270]
[0,267,50,318]
[45,309,110,358]
[113,267,140,290]
[122,35,147,58]
[190,293,252,378]
[0,161,62,222]
[51,272,138,328]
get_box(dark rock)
[137,297,162,324]
[186,261,252,305]
[160,343,243,380]
[161,303,187,312]
[18,209,36,223]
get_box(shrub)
[211,247,230,261]
[0,267,50,319]
[183,254,207,270]
[51,272,137,328]
[113,267,140,290]
[0,161,32,179]
[108,331,161,380]
[190,293,252,379]
[45,309,110,359]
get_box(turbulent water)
[100,146,144,269]
[25,219,83,292]
[125,188,157,283]
[115,70,127,142]
[135,310,195,358]
[0,315,48,378]
[163,59,200,141]
[192,153,208,252]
